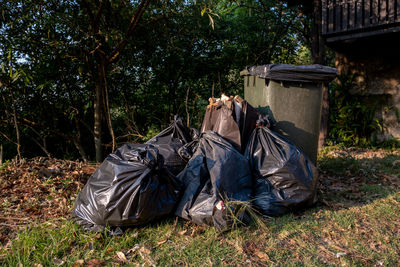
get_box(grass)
[1,147,400,266]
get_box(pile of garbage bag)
[72,116,191,231]
[72,97,318,231]
[175,131,252,229]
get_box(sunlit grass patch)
[1,148,400,266]
[2,192,400,266]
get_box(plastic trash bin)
[241,64,337,163]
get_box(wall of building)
[333,34,400,141]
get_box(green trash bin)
[241,64,337,164]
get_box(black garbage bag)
[245,118,318,216]
[146,115,192,174]
[72,115,191,231]
[175,131,252,230]
[72,144,182,231]
[237,100,260,153]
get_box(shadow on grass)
[316,151,400,211]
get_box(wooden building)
[322,0,400,42]
[320,0,400,142]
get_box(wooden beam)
[329,0,335,33]
[379,0,388,22]
[356,0,363,28]
[336,0,342,31]
[371,0,379,25]
[389,0,395,22]
[364,0,371,26]
[349,0,355,28]
[325,24,400,41]
[343,0,349,29]
[322,0,328,34]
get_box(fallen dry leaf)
[139,245,152,255]
[116,251,127,263]
[72,259,84,267]
[157,239,167,245]
[254,249,270,261]
[52,258,64,266]
[126,244,141,255]
[178,229,187,235]
[138,251,156,267]
[86,259,104,267]
[0,157,98,248]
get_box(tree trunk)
[73,137,89,162]
[101,59,116,152]
[12,101,21,160]
[311,0,325,64]
[73,118,89,162]
[94,69,104,162]
[82,0,151,161]
[319,83,329,148]
[311,0,329,148]
[93,54,116,162]
[0,144,3,165]
[185,87,190,127]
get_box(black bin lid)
[242,64,337,83]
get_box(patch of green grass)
[2,149,400,266]
[318,155,359,177]
[360,184,388,195]
[2,192,400,266]
[318,149,400,178]
[371,154,400,175]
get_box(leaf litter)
[0,157,98,246]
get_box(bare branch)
[93,1,104,34]
[0,131,17,145]
[107,0,151,64]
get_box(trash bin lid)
[244,64,337,83]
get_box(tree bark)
[311,0,329,148]
[185,87,190,127]
[94,65,104,162]
[311,0,325,64]
[73,137,89,162]
[0,144,3,165]
[73,118,89,162]
[82,0,151,161]
[93,52,116,161]
[101,58,116,152]
[319,83,329,148]
[12,100,21,160]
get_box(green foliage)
[328,75,381,147]
[0,0,309,161]
[294,45,312,65]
